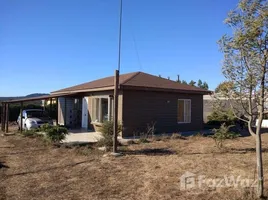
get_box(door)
[81,97,89,129]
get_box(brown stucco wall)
[122,90,204,137]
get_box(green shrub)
[212,123,240,148]
[40,124,68,143]
[99,120,122,136]
[22,129,41,138]
[207,109,237,126]
[97,121,122,150]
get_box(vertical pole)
[108,97,111,121]
[113,70,119,153]
[20,102,23,133]
[49,98,52,118]
[64,98,67,126]
[113,0,122,153]
[2,103,6,132]
[5,103,9,133]
[56,98,58,125]
[117,0,123,72]
[1,103,4,131]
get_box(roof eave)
[120,85,212,95]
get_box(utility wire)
[131,31,143,71]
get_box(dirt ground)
[1,128,268,200]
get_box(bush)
[97,121,122,150]
[207,109,237,126]
[212,123,240,148]
[22,129,42,138]
[40,124,68,144]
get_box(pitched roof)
[51,72,210,94]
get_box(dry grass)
[1,127,268,199]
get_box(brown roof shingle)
[51,72,210,94]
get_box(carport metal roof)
[1,93,78,104]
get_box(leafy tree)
[197,79,203,87]
[215,81,235,94]
[202,81,209,90]
[182,80,188,85]
[188,80,196,86]
[198,79,209,90]
[218,0,268,197]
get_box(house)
[51,72,210,137]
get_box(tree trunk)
[256,128,264,198]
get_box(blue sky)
[0,0,236,96]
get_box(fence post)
[20,102,23,133]
[5,103,9,133]
[1,103,4,131]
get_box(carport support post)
[56,97,58,125]
[5,103,9,133]
[64,97,67,126]
[1,103,5,132]
[20,102,23,133]
[49,98,52,119]
[113,70,119,153]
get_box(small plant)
[22,129,40,138]
[212,123,240,148]
[170,133,186,140]
[40,124,68,144]
[133,121,157,143]
[144,121,156,139]
[193,132,204,137]
[138,133,150,143]
[97,121,122,151]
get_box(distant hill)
[0,93,49,102]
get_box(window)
[177,99,191,123]
[92,97,111,123]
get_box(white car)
[17,109,53,130]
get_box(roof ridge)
[120,71,141,85]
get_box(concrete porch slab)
[63,130,103,144]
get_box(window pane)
[177,100,185,122]
[185,100,191,123]
[101,98,108,122]
[92,98,100,122]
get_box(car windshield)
[27,110,49,118]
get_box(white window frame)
[91,96,111,123]
[177,99,191,124]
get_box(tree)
[215,81,235,94]
[182,80,188,85]
[202,81,209,90]
[188,80,196,86]
[197,79,203,88]
[198,79,209,90]
[218,0,268,197]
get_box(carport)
[1,93,76,133]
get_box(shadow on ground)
[6,159,94,177]
[121,148,176,156]
[0,162,9,169]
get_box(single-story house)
[51,72,210,137]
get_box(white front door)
[81,97,89,129]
